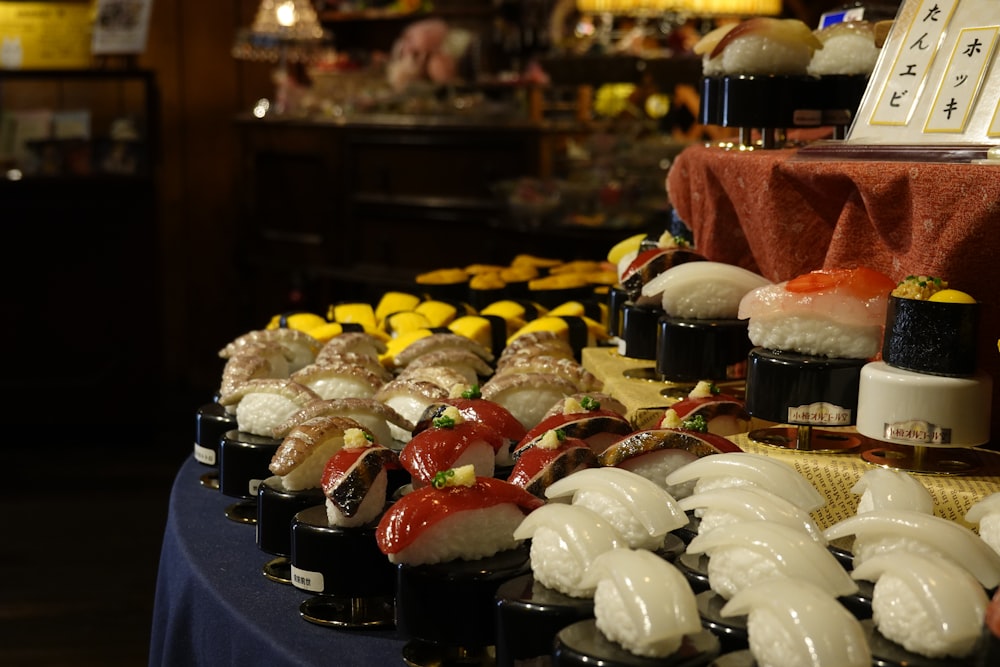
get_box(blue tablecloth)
[148,457,407,666]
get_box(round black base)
[262,556,292,584]
[401,640,496,667]
[554,619,720,667]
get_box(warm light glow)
[275,1,296,27]
[577,0,781,15]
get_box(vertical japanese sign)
[847,0,1000,144]
[870,0,958,126]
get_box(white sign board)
[847,0,1000,144]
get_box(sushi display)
[738,267,896,451]
[192,264,1000,666]
[856,276,994,468]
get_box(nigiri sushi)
[686,520,858,600]
[665,452,825,512]
[373,376,448,442]
[399,406,503,488]
[824,508,1000,589]
[375,465,543,565]
[513,395,633,458]
[492,355,601,394]
[218,327,320,372]
[852,551,989,659]
[738,267,896,359]
[315,330,388,362]
[640,261,771,320]
[619,245,705,305]
[513,503,624,598]
[850,467,934,515]
[544,467,687,551]
[578,548,702,658]
[320,427,399,527]
[807,20,879,76]
[271,396,414,444]
[290,361,387,399]
[656,380,750,437]
[599,428,742,498]
[507,429,598,497]
[965,492,1000,557]
[696,17,823,76]
[720,578,872,667]
[480,371,580,430]
[217,378,321,436]
[268,415,370,492]
[678,486,825,543]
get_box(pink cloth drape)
[667,143,1000,442]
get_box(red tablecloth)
[667,143,1000,442]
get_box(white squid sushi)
[720,578,872,667]
[852,551,989,659]
[965,491,1000,557]
[579,548,701,658]
[664,452,825,512]
[544,467,688,551]
[823,508,1000,589]
[737,267,896,359]
[686,520,857,601]
[850,467,934,515]
[640,261,771,320]
[677,486,825,543]
[513,503,625,598]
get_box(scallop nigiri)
[720,578,872,667]
[544,467,687,551]
[824,508,1000,589]
[664,451,825,512]
[579,548,701,658]
[850,467,934,515]
[640,261,771,320]
[375,465,543,565]
[320,428,399,527]
[852,551,989,659]
[513,503,625,598]
[686,520,858,601]
[738,267,896,359]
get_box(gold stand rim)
[861,443,982,475]
[749,425,862,453]
[299,594,395,629]
[224,499,257,524]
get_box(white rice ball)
[807,31,879,76]
[745,607,799,667]
[706,546,783,600]
[388,503,523,565]
[979,512,1000,556]
[871,575,981,658]
[236,394,304,437]
[573,488,663,550]
[747,315,881,358]
[714,35,816,76]
[593,578,684,658]
[529,526,595,598]
[326,470,388,527]
[615,449,699,499]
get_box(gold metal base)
[659,379,746,401]
[401,640,495,667]
[300,594,395,629]
[224,499,257,524]
[262,556,291,584]
[622,366,659,382]
[749,425,862,453]
[199,471,219,489]
[862,443,982,475]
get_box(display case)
[0,68,160,435]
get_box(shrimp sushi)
[696,17,823,76]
